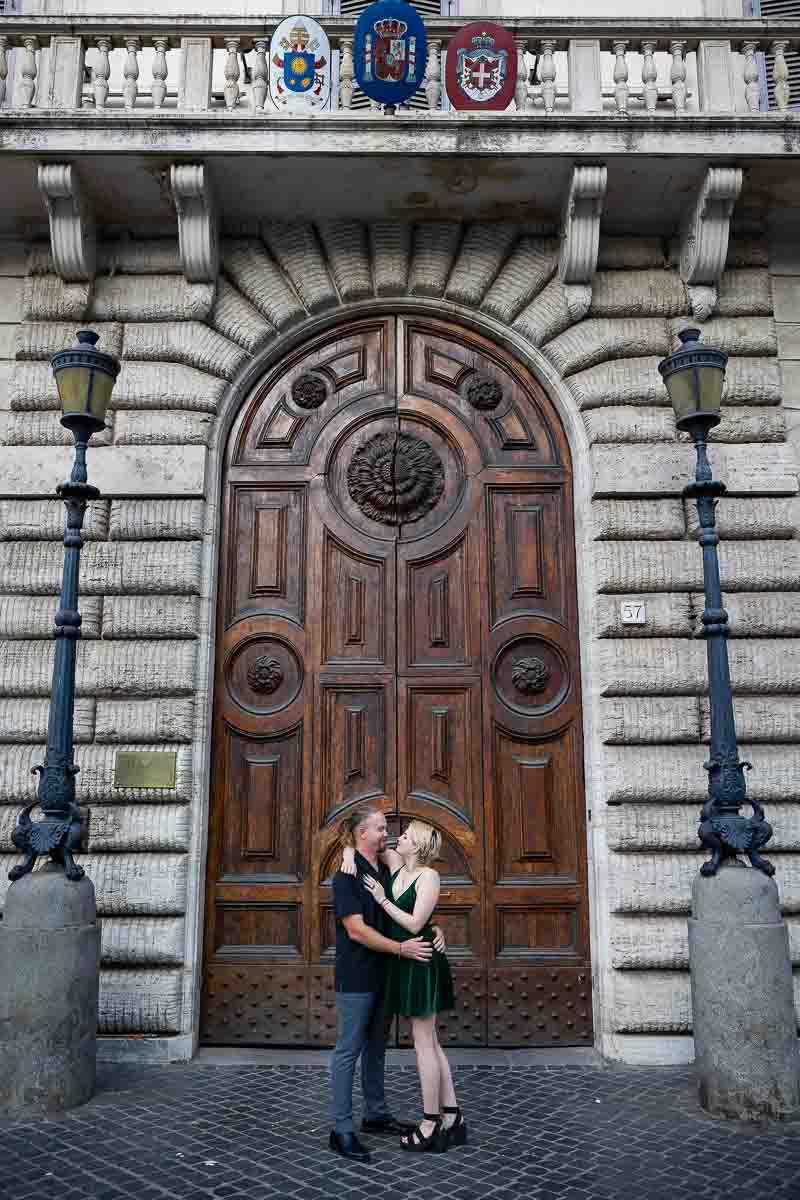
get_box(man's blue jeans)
[330,989,392,1134]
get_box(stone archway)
[200,311,591,1048]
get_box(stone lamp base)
[689,859,800,1121]
[0,862,100,1115]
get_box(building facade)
[0,0,799,1065]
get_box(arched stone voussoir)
[123,321,248,382]
[544,318,671,378]
[222,239,307,329]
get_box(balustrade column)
[253,38,268,111]
[224,37,240,110]
[425,39,441,110]
[152,36,169,109]
[772,40,790,112]
[93,36,111,109]
[0,36,7,108]
[17,36,38,108]
[339,38,354,110]
[641,40,658,114]
[670,40,687,114]
[123,37,140,111]
[515,39,528,112]
[539,39,556,115]
[613,40,628,113]
[742,41,760,112]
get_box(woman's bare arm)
[365,869,440,935]
[379,847,403,872]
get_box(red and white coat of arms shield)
[445,22,516,111]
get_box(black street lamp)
[658,327,773,878]
[9,330,120,884]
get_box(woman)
[341,819,466,1152]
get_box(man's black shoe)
[362,1116,415,1136]
[329,1131,371,1162]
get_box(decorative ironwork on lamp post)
[658,327,773,878]
[9,330,120,884]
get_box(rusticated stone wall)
[0,223,797,1063]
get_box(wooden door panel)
[401,319,560,466]
[225,484,307,628]
[485,485,568,628]
[316,677,396,826]
[320,530,392,668]
[491,725,580,882]
[398,530,479,672]
[222,726,305,882]
[486,966,593,1047]
[235,319,395,466]
[398,679,482,828]
[204,315,590,1049]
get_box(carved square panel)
[398,681,481,827]
[495,903,579,961]
[492,726,579,882]
[201,965,308,1045]
[400,531,477,671]
[487,967,593,1046]
[486,487,566,626]
[214,901,302,960]
[226,484,307,627]
[318,679,394,824]
[223,726,303,881]
[321,530,390,668]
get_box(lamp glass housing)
[658,327,728,432]
[51,330,120,433]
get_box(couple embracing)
[328,803,467,1161]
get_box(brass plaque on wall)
[113,750,177,789]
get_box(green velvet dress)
[383,870,455,1018]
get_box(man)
[329,804,445,1163]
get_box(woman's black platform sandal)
[401,1112,442,1152]
[438,1105,467,1150]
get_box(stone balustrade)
[0,16,797,117]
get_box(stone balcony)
[0,14,798,237]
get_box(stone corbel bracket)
[558,164,608,320]
[37,163,96,283]
[170,163,219,284]
[680,166,743,321]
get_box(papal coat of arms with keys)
[269,15,332,111]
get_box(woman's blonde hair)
[405,819,441,865]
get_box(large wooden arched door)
[201,315,592,1048]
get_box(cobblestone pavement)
[2,1060,800,1200]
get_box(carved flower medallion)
[292,372,327,410]
[464,373,503,411]
[511,656,550,695]
[247,655,284,694]
[347,432,445,526]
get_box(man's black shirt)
[332,851,393,993]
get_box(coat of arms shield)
[269,15,331,111]
[445,22,516,111]
[354,0,428,107]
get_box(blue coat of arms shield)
[269,15,332,111]
[354,0,428,107]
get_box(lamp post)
[658,327,773,877]
[658,327,799,1121]
[1,329,119,1116]
[9,330,119,884]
